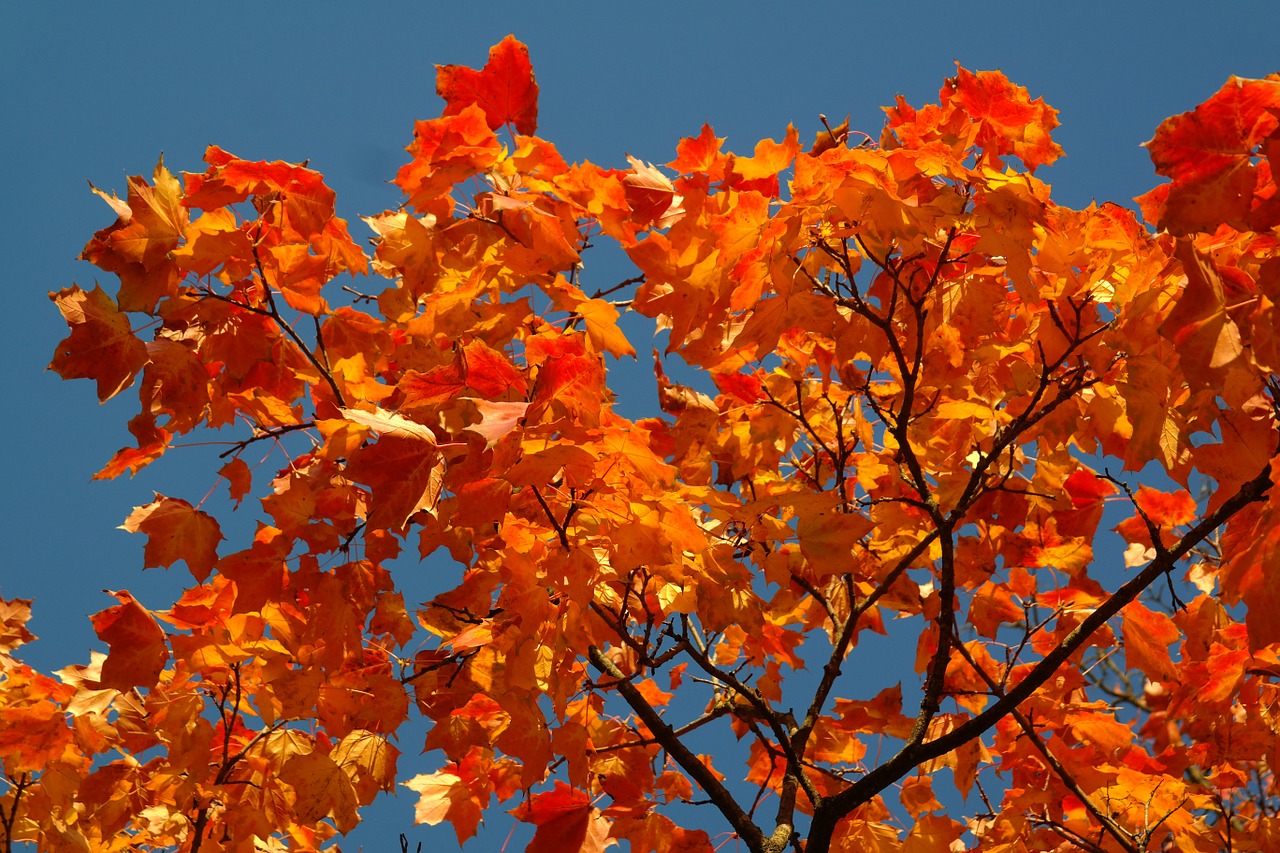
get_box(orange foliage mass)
[11,34,1280,853]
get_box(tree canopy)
[6,35,1280,853]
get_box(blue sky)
[3,2,1279,849]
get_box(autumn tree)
[5,35,1280,853]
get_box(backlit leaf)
[436,34,539,135]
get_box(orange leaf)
[400,340,527,407]
[902,814,966,853]
[48,284,148,402]
[798,510,875,576]
[945,66,1063,171]
[81,157,187,312]
[527,333,606,425]
[184,145,343,241]
[1192,408,1278,512]
[280,751,361,833]
[732,127,801,183]
[1159,239,1246,383]
[120,494,223,582]
[900,775,943,818]
[1134,485,1198,527]
[578,298,637,359]
[398,363,467,407]
[1062,709,1134,756]
[0,665,74,773]
[436,35,539,135]
[0,597,35,653]
[91,590,167,691]
[670,123,727,179]
[218,457,252,508]
[333,729,400,802]
[1122,601,1180,682]
[395,106,504,209]
[345,436,446,530]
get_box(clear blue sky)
[3,2,1278,849]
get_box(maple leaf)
[36,47,1280,853]
[399,339,528,408]
[396,106,504,209]
[218,457,252,508]
[1159,238,1247,383]
[281,751,361,833]
[944,65,1063,171]
[120,494,223,582]
[578,297,637,359]
[48,284,148,402]
[345,436,446,529]
[403,753,493,844]
[332,729,400,802]
[798,509,875,576]
[0,597,36,653]
[436,34,539,135]
[527,332,607,424]
[0,664,74,774]
[1122,601,1180,682]
[464,399,530,446]
[90,590,167,691]
[1142,75,1280,234]
[340,405,441,445]
[623,155,685,231]
[513,782,613,853]
[184,145,351,244]
[81,157,188,312]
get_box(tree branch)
[805,461,1272,853]
[587,645,769,853]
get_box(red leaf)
[712,371,765,404]
[1144,76,1280,234]
[436,35,539,135]
[512,782,611,853]
[1062,468,1114,509]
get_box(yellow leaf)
[578,298,636,358]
